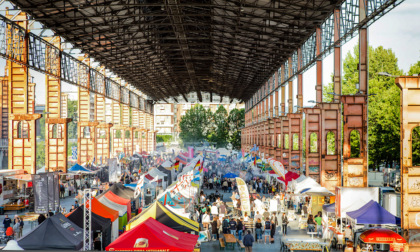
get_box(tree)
[323,45,403,168]
[209,105,229,148]
[38,111,45,140]
[67,100,78,139]
[179,104,213,144]
[36,141,45,169]
[227,108,245,150]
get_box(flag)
[195,160,202,173]
[175,154,188,165]
[254,156,256,166]
[71,146,77,160]
[172,160,180,171]
[241,149,245,159]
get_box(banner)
[235,177,251,215]
[32,173,49,214]
[108,158,119,183]
[188,146,194,159]
[47,173,60,212]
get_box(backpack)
[265,221,271,230]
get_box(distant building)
[154,92,244,138]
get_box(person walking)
[237,217,244,240]
[281,213,288,236]
[3,215,11,231]
[229,218,237,237]
[202,211,210,230]
[264,217,271,244]
[315,213,323,238]
[211,216,220,241]
[243,230,255,252]
[270,219,276,244]
[255,218,263,243]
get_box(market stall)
[347,200,400,226]
[17,213,83,250]
[106,217,198,251]
[356,228,407,252]
[98,196,128,232]
[67,206,113,248]
[126,201,199,234]
[100,190,132,220]
[87,197,120,241]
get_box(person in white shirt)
[254,211,262,223]
[243,212,249,222]
[202,212,210,230]
[211,203,218,215]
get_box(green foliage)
[350,130,361,158]
[38,111,45,140]
[413,127,420,166]
[323,45,403,167]
[156,134,173,143]
[208,105,229,148]
[326,131,335,155]
[178,105,244,149]
[67,100,78,139]
[179,104,213,143]
[67,142,77,157]
[125,130,131,138]
[408,62,420,75]
[227,108,245,150]
[309,133,318,153]
[284,134,289,149]
[36,140,45,169]
[292,134,299,150]
[115,130,122,139]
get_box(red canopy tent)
[106,217,198,251]
[103,190,132,220]
[359,228,406,252]
[278,171,300,187]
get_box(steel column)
[316,27,323,103]
[396,76,420,250]
[7,12,40,174]
[44,36,71,172]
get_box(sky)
[1,0,420,105]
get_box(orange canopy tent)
[102,190,132,220]
[87,197,119,222]
[106,217,198,251]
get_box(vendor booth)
[347,200,400,226]
[87,197,120,241]
[101,190,132,219]
[17,213,83,250]
[126,201,199,234]
[67,206,113,249]
[98,196,128,232]
[355,228,407,252]
[106,217,198,251]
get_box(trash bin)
[0,206,4,215]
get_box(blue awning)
[322,203,335,213]
[69,164,93,173]
[347,200,400,225]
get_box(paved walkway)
[200,188,340,252]
[0,195,77,244]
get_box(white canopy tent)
[294,177,321,194]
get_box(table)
[223,234,236,250]
[308,232,318,238]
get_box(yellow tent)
[126,201,198,234]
